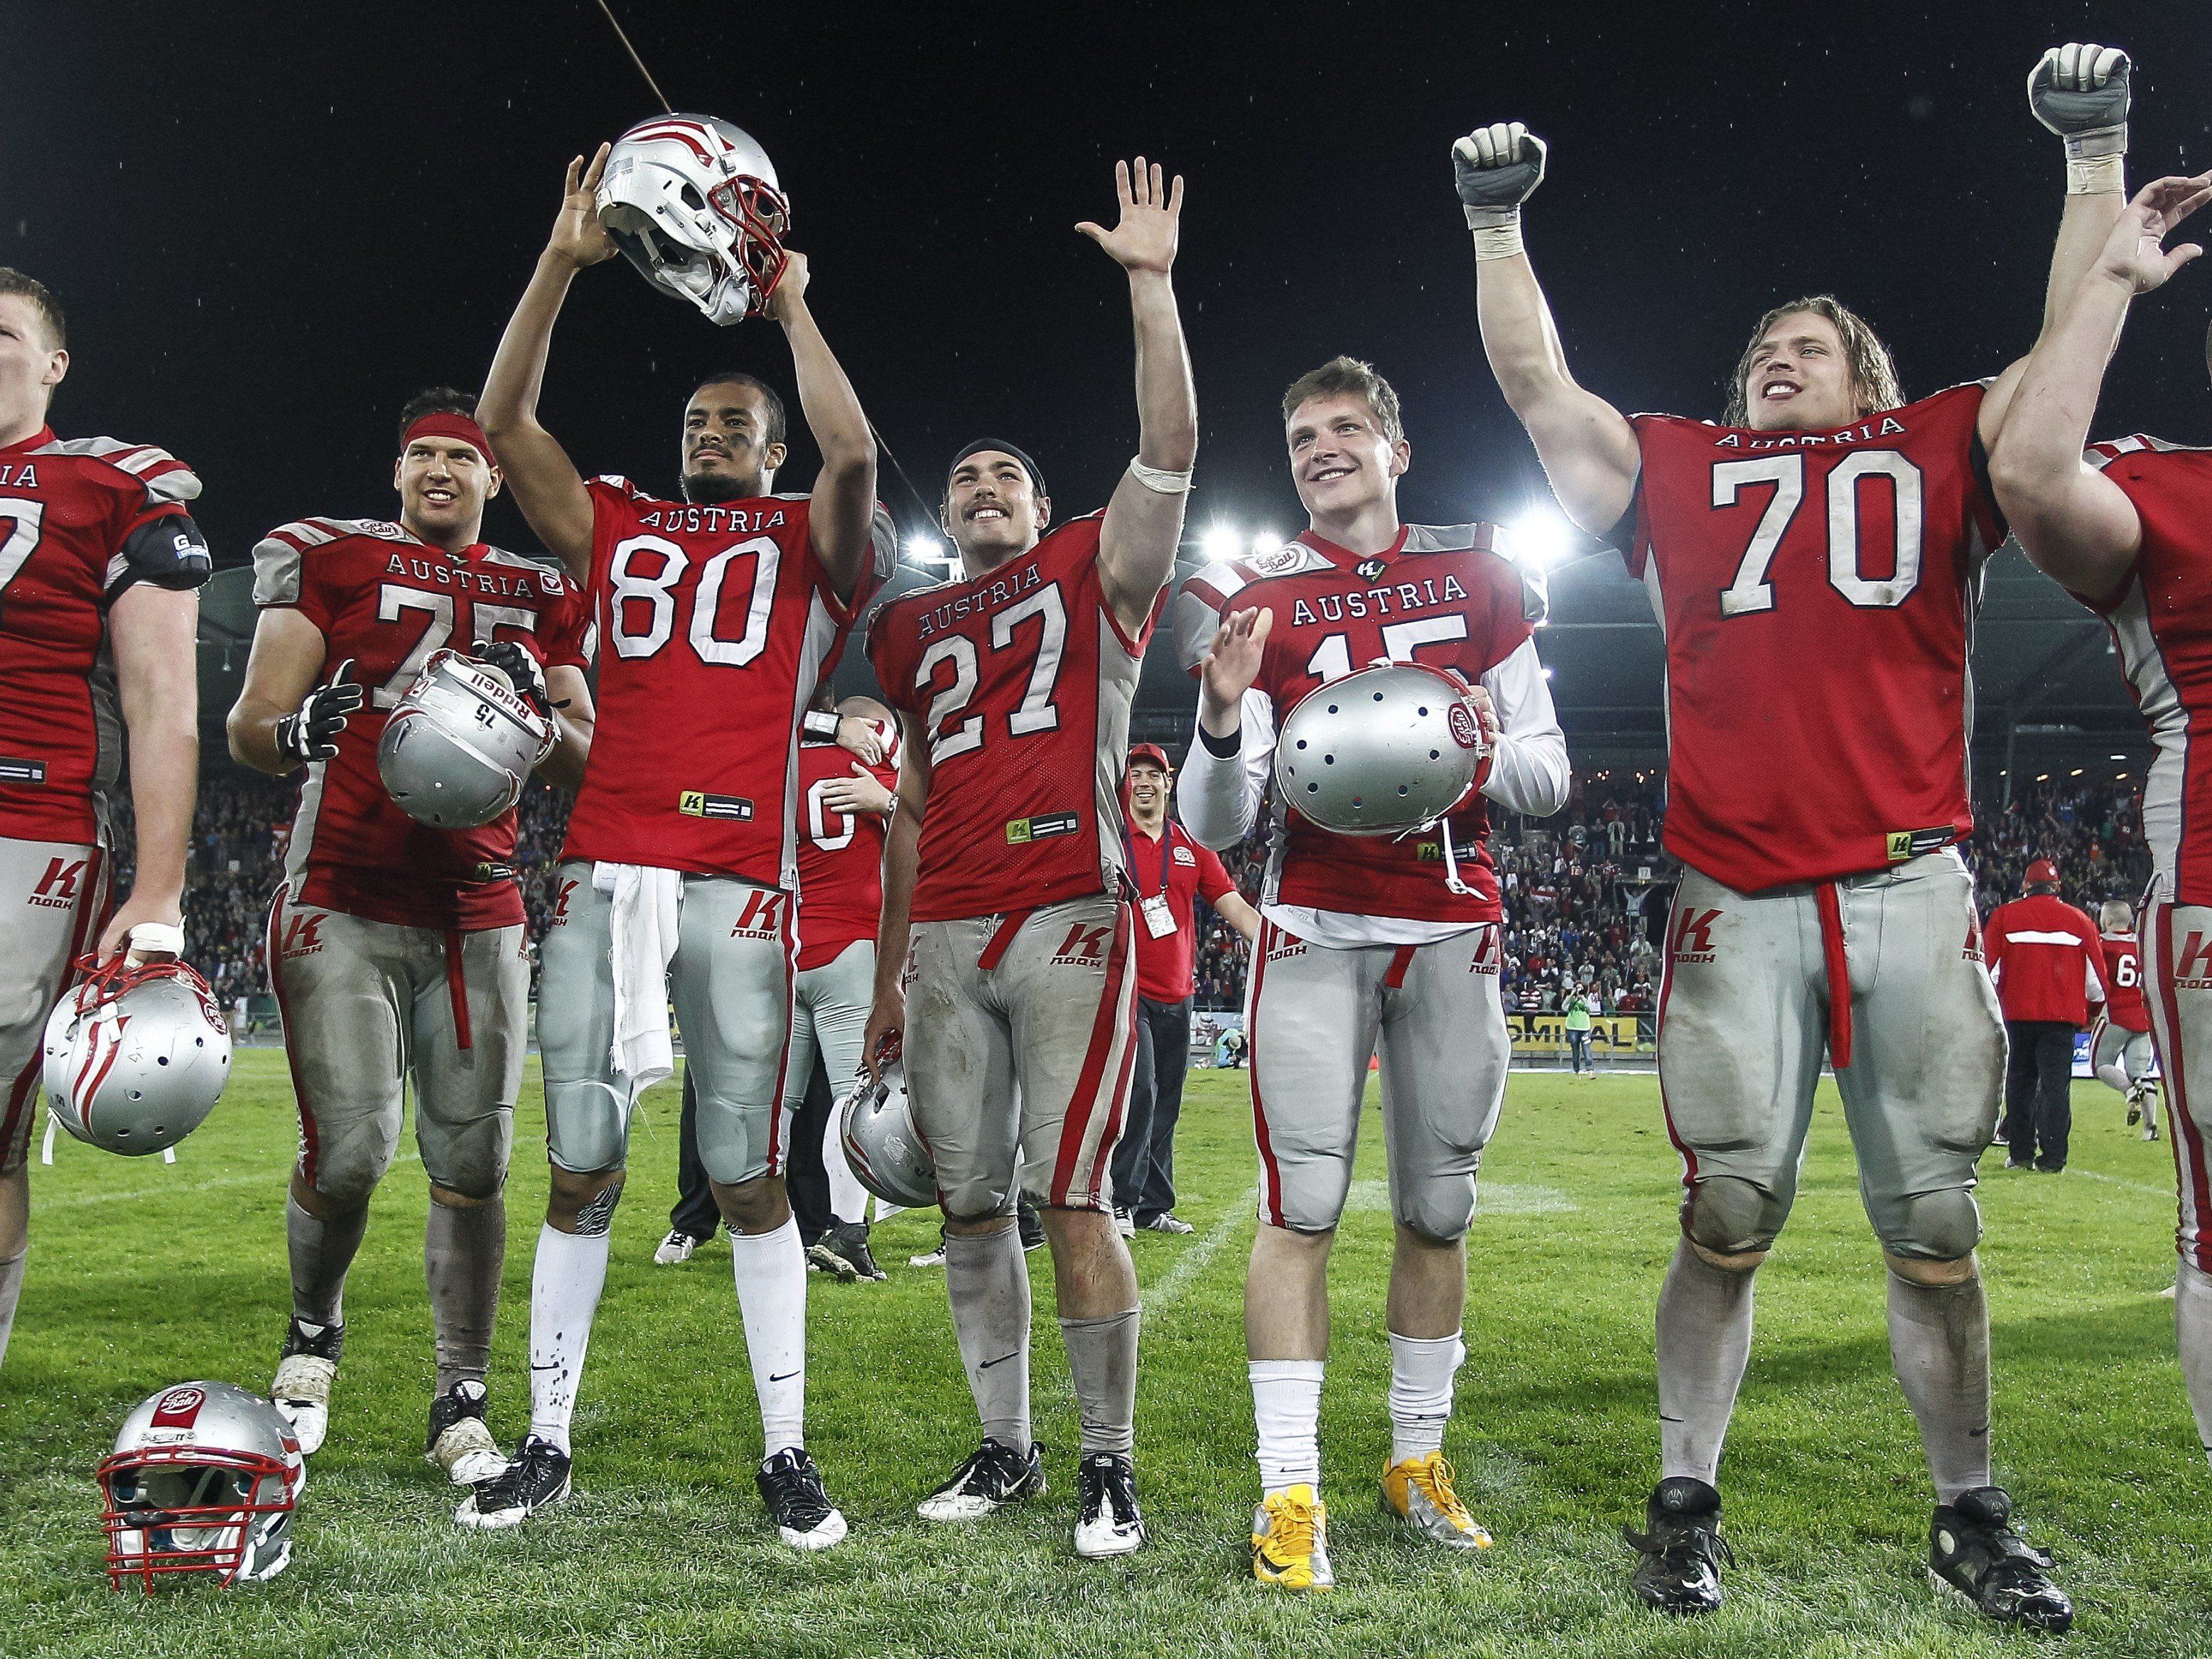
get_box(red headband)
[403,412,492,461]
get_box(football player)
[2090,899,2160,1137]
[0,267,210,1376]
[226,389,595,1483]
[863,157,1194,1559]
[792,691,902,1281]
[1456,42,2135,1630]
[1176,357,1569,1589]
[465,146,892,1545]
[1984,168,2212,1465]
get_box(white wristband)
[1128,458,1194,495]
[128,922,185,957]
[1466,207,1526,261]
[2066,151,2125,195]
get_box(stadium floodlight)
[907,534,947,566]
[1201,525,1242,563]
[1252,531,1283,554]
[1507,506,1575,570]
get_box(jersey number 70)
[1712,450,1925,617]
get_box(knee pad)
[544,1080,631,1176]
[1682,1174,1786,1257]
[1878,1188,1982,1263]
[423,1120,512,1203]
[1395,1175,1477,1245]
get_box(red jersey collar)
[0,425,55,457]
[1295,523,1410,571]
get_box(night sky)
[9,3,2211,641]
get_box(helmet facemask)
[598,115,791,326]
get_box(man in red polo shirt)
[1112,743,1258,1236]
[1985,859,2109,1173]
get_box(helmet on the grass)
[97,1380,303,1590]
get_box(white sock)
[821,1117,870,1226]
[730,1216,808,1459]
[2176,1259,2212,1466]
[527,1223,610,1457]
[1251,1359,1324,1496]
[1388,1331,1464,1463]
[875,1201,907,1223]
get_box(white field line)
[1143,1186,1256,1315]
[2070,1167,2174,1201]
[36,1147,419,1211]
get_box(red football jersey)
[793,720,899,971]
[0,427,209,845]
[1625,383,2003,892]
[252,517,590,929]
[868,514,1153,924]
[2084,438,2212,907]
[2100,930,2149,1032]
[1172,524,1537,924]
[561,478,892,887]
[1126,818,1236,1002]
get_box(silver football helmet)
[377,649,555,830]
[837,1052,935,1209]
[1274,659,1489,836]
[98,1380,303,1591]
[44,955,232,1155]
[596,114,791,325]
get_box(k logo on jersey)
[730,889,789,941]
[549,877,577,928]
[1672,908,1722,964]
[2176,929,2212,990]
[280,912,327,959]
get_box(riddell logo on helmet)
[1673,909,1722,964]
[28,857,87,908]
[1447,704,1482,749]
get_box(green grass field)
[5,1051,2211,1657]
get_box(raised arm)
[479,146,613,583]
[1990,175,2212,601]
[1084,158,1197,640]
[765,253,880,602]
[102,584,200,958]
[1454,124,1639,536]
[1177,606,1275,851]
[1980,45,2136,444]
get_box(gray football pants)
[0,837,107,1174]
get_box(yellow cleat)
[1251,1484,1335,1591]
[1382,1452,1493,1552]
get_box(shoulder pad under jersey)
[478,546,569,593]
[251,517,413,606]
[1171,545,1335,675]
[32,435,201,508]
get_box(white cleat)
[1073,1453,1147,1558]
[653,1229,698,1265]
[271,1357,335,1456]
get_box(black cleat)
[1073,1452,1146,1557]
[757,1447,848,1550]
[1624,1476,1731,1616]
[808,1221,887,1282]
[1928,1486,2073,1632]
[454,1434,571,1530]
[917,1437,1047,1520]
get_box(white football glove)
[2029,43,2130,193]
[1452,123,1547,259]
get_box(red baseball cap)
[1126,743,1173,773]
[2025,858,2060,887]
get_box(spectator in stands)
[1565,988,1595,1079]
[1985,858,2110,1174]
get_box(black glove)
[275,659,362,764]
[479,639,551,718]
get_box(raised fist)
[1452,123,1548,223]
[276,659,363,765]
[2029,43,2130,146]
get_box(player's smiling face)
[0,294,66,444]
[394,438,498,542]
[1285,394,1408,519]
[1741,311,1860,432]
[682,382,786,504]
[944,453,1047,568]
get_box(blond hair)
[1724,295,1899,428]
[1282,356,1403,443]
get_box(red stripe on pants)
[266,885,322,1187]
[1050,903,1132,1206]
[1247,919,1287,1228]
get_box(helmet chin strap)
[1440,828,1479,898]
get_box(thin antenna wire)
[592,0,941,566]
[593,0,674,113]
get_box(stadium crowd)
[121,765,2154,1020]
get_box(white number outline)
[1712,450,1928,616]
[0,499,43,612]
[1302,615,1471,684]
[1712,455,1801,617]
[919,635,984,763]
[993,586,1067,735]
[804,775,857,851]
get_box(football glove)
[1452,123,1547,259]
[2029,43,2129,193]
[478,639,552,719]
[276,659,362,764]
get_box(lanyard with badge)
[1127,823,1178,939]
